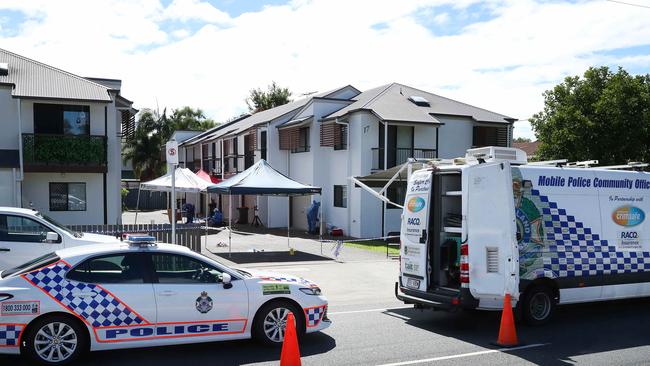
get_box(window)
[473,126,509,147]
[293,127,310,153]
[260,131,267,160]
[152,253,224,284]
[50,183,86,211]
[334,125,347,151]
[387,184,406,209]
[0,215,52,242]
[67,253,146,284]
[34,104,90,136]
[334,185,347,208]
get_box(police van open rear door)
[400,169,433,292]
[465,161,519,302]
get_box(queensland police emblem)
[195,291,213,314]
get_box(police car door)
[150,253,249,342]
[400,169,433,292]
[466,161,519,300]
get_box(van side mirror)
[222,273,232,289]
[45,232,60,243]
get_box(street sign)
[166,140,178,165]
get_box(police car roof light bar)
[124,234,157,247]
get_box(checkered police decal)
[528,188,650,278]
[22,261,147,328]
[304,305,326,327]
[0,324,24,347]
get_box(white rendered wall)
[22,172,104,225]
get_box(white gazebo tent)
[207,159,322,255]
[135,167,217,242]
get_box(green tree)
[530,66,650,165]
[122,109,166,181]
[122,107,217,180]
[246,81,292,113]
[513,137,532,143]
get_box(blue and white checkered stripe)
[305,306,325,327]
[23,261,146,328]
[529,189,650,278]
[0,325,24,347]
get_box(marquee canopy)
[140,167,216,193]
[207,159,321,196]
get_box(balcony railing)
[22,133,107,172]
[371,147,437,170]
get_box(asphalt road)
[5,259,650,365]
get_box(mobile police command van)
[0,235,329,365]
[396,147,650,325]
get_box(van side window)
[0,215,51,243]
[67,254,146,284]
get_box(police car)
[0,236,330,365]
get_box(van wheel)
[253,301,305,346]
[522,286,555,326]
[23,315,87,365]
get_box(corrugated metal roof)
[0,48,112,102]
[323,83,515,124]
[184,85,355,146]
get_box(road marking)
[376,343,549,366]
[329,306,412,315]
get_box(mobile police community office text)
[537,175,650,190]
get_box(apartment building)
[178,82,515,238]
[0,48,136,225]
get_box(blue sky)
[1,0,649,140]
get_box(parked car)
[0,237,330,365]
[0,207,119,270]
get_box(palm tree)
[122,109,165,181]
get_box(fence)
[122,187,168,211]
[66,223,205,252]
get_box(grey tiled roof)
[0,48,112,102]
[323,83,515,124]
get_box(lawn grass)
[343,240,400,256]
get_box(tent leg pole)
[204,192,208,253]
[134,185,141,225]
[287,196,290,250]
[319,194,323,255]
[229,194,232,257]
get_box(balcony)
[371,147,437,170]
[22,133,107,173]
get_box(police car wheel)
[253,301,305,346]
[23,315,87,365]
[522,286,555,326]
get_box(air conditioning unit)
[465,146,528,165]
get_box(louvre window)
[49,183,86,211]
[334,185,347,208]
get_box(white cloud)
[0,0,649,141]
[433,12,449,25]
[161,0,230,24]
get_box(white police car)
[0,236,330,365]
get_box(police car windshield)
[1,252,60,278]
[235,269,252,277]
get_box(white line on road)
[329,306,413,315]
[376,343,549,366]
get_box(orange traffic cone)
[280,312,301,366]
[495,293,518,347]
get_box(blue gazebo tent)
[207,159,322,254]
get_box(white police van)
[0,235,329,365]
[396,147,650,325]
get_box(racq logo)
[612,206,645,227]
[407,197,425,213]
